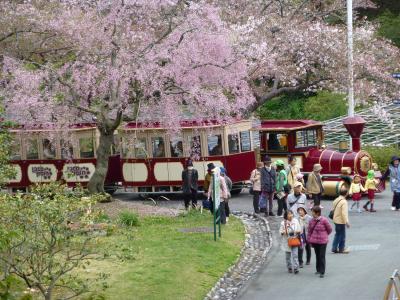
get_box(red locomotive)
[6,116,383,196]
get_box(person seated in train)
[154,140,165,157]
[268,133,281,150]
[43,139,55,159]
[210,142,222,156]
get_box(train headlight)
[360,156,371,173]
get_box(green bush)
[118,211,139,227]
[303,91,348,121]
[364,145,400,172]
[378,10,400,47]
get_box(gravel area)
[204,212,272,300]
[95,199,182,218]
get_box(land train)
[6,116,384,196]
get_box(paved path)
[114,189,400,300]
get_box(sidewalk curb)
[204,212,272,300]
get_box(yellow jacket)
[332,196,349,225]
[365,179,377,190]
[349,182,366,195]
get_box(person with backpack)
[287,182,307,217]
[261,156,276,216]
[276,160,289,217]
[220,167,232,223]
[250,162,263,213]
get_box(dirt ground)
[95,199,182,218]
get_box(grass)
[82,210,244,300]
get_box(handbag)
[276,191,286,200]
[329,199,344,219]
[285,221,301,248]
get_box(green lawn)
[83,211,244,300]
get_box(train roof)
[8,123,97,132]
[255,120,323,131]
[123,119,250,130]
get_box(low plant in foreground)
[0,183,107,300]
[118,211,140,227]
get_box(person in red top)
[307,206,332,278]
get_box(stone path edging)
[204,211,272,300]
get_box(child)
[297,206,312,267]
[349,174,366,213]
[363,170,379,212]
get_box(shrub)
[364,145,400,172]
[118,211,139,227]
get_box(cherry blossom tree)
[0,0,254,193]
[216,0,400,111]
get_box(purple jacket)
[307,217,332,245]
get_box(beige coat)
[250,168,262,191]
[306,172,324,194]
[286,165,300,188]
[332,196,349,224]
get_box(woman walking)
[297,206,312,267]
[220,167,232,223]
[307,206,332,278]
[276,160,288,217]
[279,210,301,274]
[250,162,263,213]
[207,169,229,224]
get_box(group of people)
[181,160,232,224]
[249,155,325,217]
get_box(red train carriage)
[7,124,122,193]
[255,116,383,196]
[6,116,384,197]
[119,120,256,194]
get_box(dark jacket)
[261,167,276,193]
[182,168,198,193]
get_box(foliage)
[364,145,400,172]
[257,91,348,121]
[0,105,16,186]
[303,91,348,121]
[118,211,139,227]
[82,211,244,300]
[0,183,105,300]
[378,11,400,48]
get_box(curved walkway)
[205,212,272,300]
[236,191,398,300]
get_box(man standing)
[331,187,350,254]
[261,156,276,216]
[287,182,307,217]
[381,155,400,211]
[306,163,324,208]
[182,159,198,209]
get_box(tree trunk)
[87,128,114,194]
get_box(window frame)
[295,129,318,149]
[265,132,288,152]
[78,131,96,159]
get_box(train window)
[26,139,39,159]
[208,134,223,156]
[10,138,21,160]
[42,139,56,159]
[134,138,147,158]
[152,137,165,158]
[240,131,251,152]
[228,134,240,154]
[188,135,201,158]
[170,138,183,157]
[295,129,317,148]
[267,133,287,151]
[79,137,95,158]
[61,139,74,159]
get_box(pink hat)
[296,173,304,179]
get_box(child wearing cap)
[297,206,312,267]
[349,174,366,213]
[363,170,379,212]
